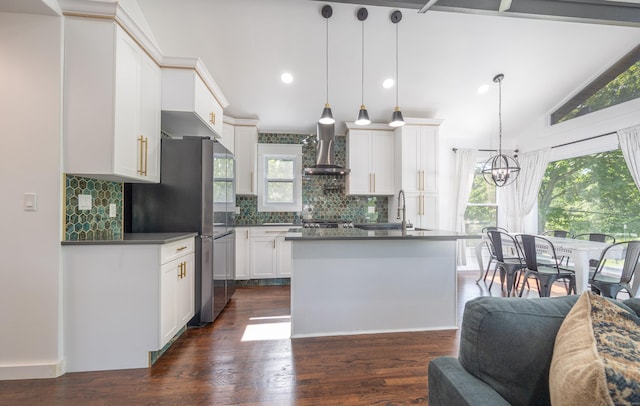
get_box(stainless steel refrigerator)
[126,136,235,325]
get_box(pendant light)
[389,10,405,128]
[319,5,335,125]
[481,73,520,187]
[355,7,370,126]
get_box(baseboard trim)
[236,278,290,287]
[0,359,65,381]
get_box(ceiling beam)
[320,0,640,27]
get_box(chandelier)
[482,73,520,187]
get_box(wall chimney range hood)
[304,123,350,175]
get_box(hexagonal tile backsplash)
[234,133,389,225]
[64,175,123,240]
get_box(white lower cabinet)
[63,236,195,372]
[235,227,292,279]
[160,250,194,346]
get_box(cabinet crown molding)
[60,0,163,66]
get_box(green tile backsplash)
[64,175,123,240]
[234,133,388,225]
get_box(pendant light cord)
[361,21,365,106]
[395,22,399,107]
[498,77,502,154]
[325,17,329,105]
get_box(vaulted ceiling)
[134,0,640,149]
[5,0,640,149]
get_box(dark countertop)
[61,232,198,245]
[235,223,298,227]
[285,228,479,241]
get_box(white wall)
[0,11,64,379]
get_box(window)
[551,44,640,125]
[538,149,640,240]
[213,153,235,211]
[464,158,498,234]
[257,144,302,212]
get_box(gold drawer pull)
[176,246,188,252]
[209,112,216,125]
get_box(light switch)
[78,194,92,211]
[24,193,37,211]
[109,203,117,218]
[235,206,241,214]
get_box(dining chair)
[516,234,576,297]
[571,233,617,267]
[590,241,640,299]
[542,230,571,238]
[573,233,616,243]
[486,230,526,296]
[481,226,509,282]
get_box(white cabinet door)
[176,254,195,327]
[251,237,277,278]
[398,126,421,193]
[64,19,160,183]
[276,236,292,277]
[347,128,394,195]
[347,130,372,195]
[235,227,251,279]
[194,74,223,137]
[160,259,179,347]
[139,53,161,182]
[370,131,395,195]
[235,125,258,195]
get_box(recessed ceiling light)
[477,84,490,94]
[281,72,293,84]
[383,78,394,89]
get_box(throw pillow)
[549,291,640,406]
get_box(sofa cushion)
[549,291,640,406]
[458,295,578,406]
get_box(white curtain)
[499,149,550,233]
[618,125,640,192]
[451,148,478,265]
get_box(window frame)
[213,152,235,212]
[257,143,302,212]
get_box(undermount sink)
[354,223,405,231]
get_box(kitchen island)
[285,228,476,338]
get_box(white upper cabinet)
[346,124,395,196]
[390,118,443,229]
[221,121,235,154]
[63,17,161,183]
[233,119,259,196]
[160,58,228,139]
[395,122,441,194]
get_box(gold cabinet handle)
[137,136,148,176]
[369,173,372,193]
[273,239,276,249]
[182,262,187,278]
[246,230,249,239]
[176,246,188,252]
[209,112,216,125]
[421,170,425,191]
[373,173,376,193]
[250,171,254,194]
[417,171,421,191]
[137,136,144,175]
[143,136,148,176]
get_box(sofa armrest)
[428,357,510,406]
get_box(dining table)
[475,234,611,294]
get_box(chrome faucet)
[397,189,407,233]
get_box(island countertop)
[285,228,478,241]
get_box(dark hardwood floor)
[0,270,562,405]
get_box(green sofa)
[428,295,640,405]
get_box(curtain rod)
[551,131,616,149]
[453,131,618,153]
[451,148,519,153]
[452,148,496,153]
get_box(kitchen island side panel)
[290,239,457,338]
